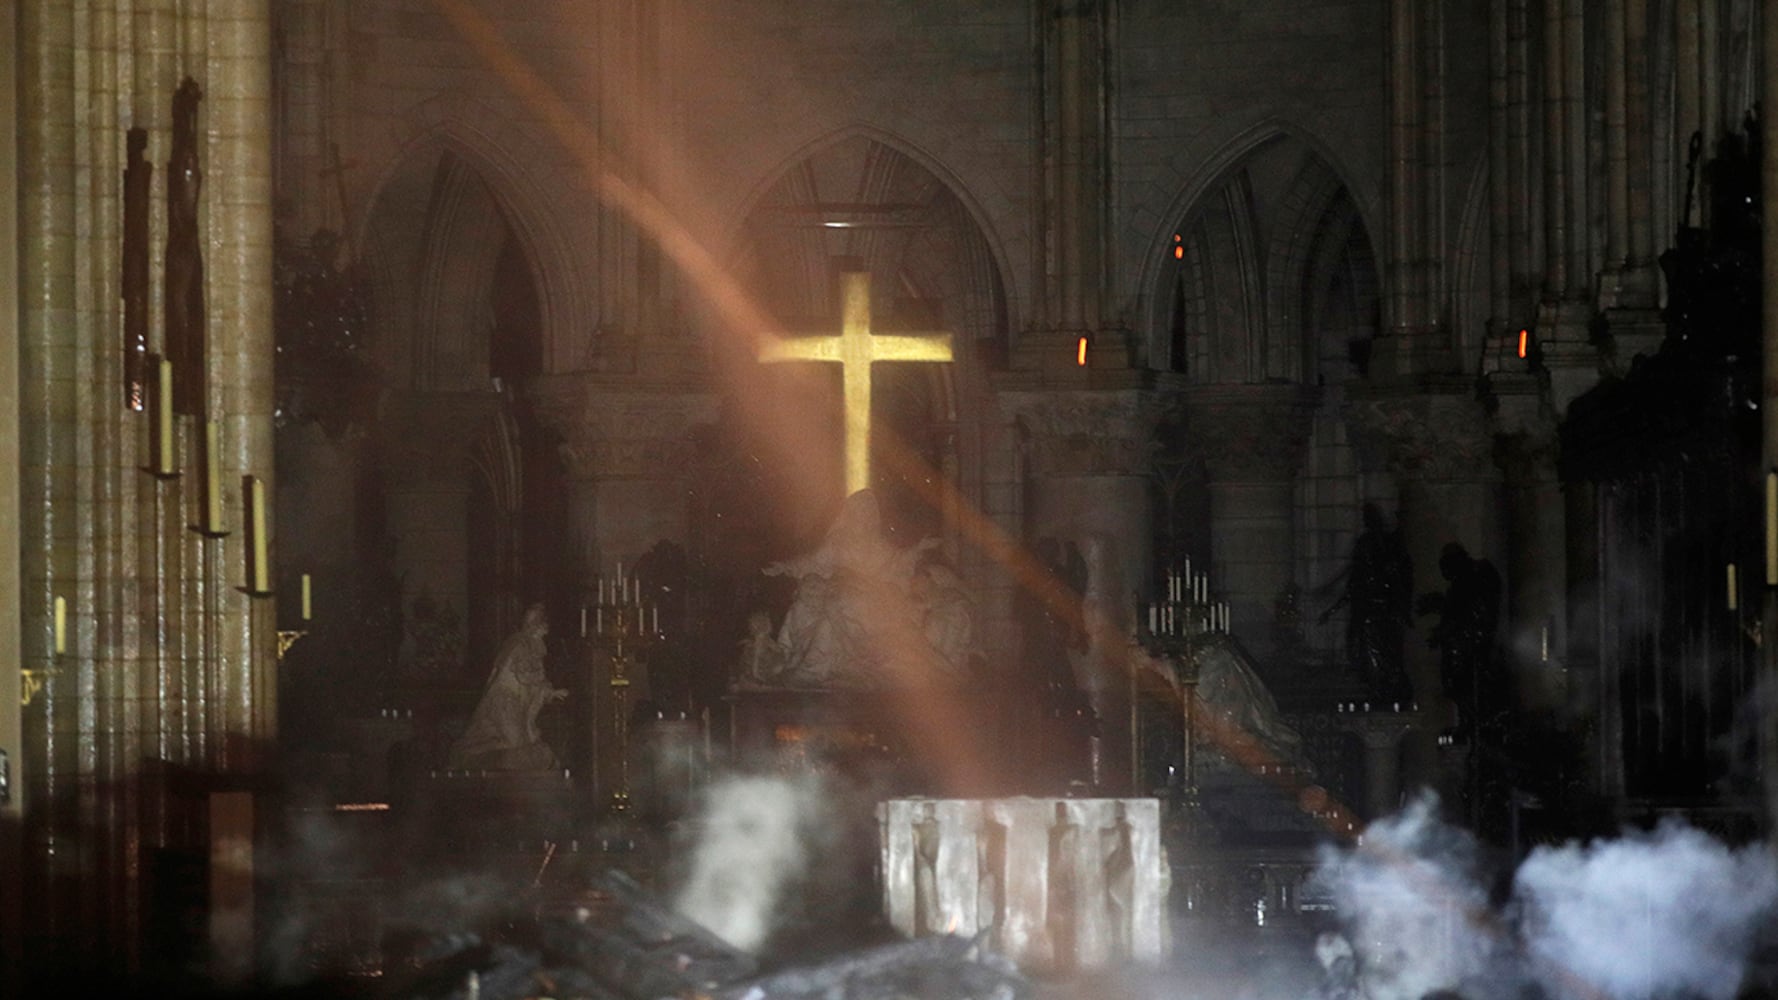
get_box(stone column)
[1000,387,1164,793]
[1492,404,1566,710]
[1339,713,1424,820]
[1041,0,1108,334]
[17,0,274,977]
[1533,0,1597,407]
[1599,0,1665,369]
[1387,0,1423,339]
[0,2,20,988]
[1349,384,1503,729]
[1759,0,1778,841]
[1186,385,1317,664]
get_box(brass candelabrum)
[1136,563,1231,832]
[584,568,663,815]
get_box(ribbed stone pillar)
[1002,389,1162,793]
[15,0,275,979]
[1186,385,1317,665]
[0,3,22,990]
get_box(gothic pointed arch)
[723,130,1011,545]
[355,98,595,376]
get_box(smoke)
[1310,792,1778,1000]
[1311,793,1497,1000]
[1514,819,1778,1000]
[672,773,818,952]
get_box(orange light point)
[1076,336,1088,367]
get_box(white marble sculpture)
[880,797,1171,972]
[752,490,974,688]
[447,603,567,770]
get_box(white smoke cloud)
[1310,793,1778,1000]
[1311,792,1497,1000]
[1514,819,1778,1000]
[672,773,816,952]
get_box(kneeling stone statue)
[448,604,566,770]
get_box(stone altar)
[879,797,1170,973]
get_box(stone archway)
[1150,131,1384,667]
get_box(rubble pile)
[387,871,1029,1000]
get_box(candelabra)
[584,563,663,815]
[1137,558,1231,833]
[1142,558,1231,647]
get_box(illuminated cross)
[758,271,955,496]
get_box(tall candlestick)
[1767,470,1777,585]
[202,420,224,533]
[301,573,312,621]
[155,357,175,475]
[245,475,269,593]
[53,595,66,655]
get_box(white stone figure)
[761,489,943,687]
[1190,633,1312,776]
[914,559,976,677]
[737,610,788,685]
[447,604,567,770]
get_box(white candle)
[1184,557,1191,585]
[1148,604,1158,633]
[1767,471,1777,585]
[156,357,175,475]
[301,573,312,621]
[53,595,66,655]
[597,607,603,632]
[652,605,659,634]
[247,476,269,592]
[204,420,223,533]
[1727,563,1739,612]
[580,606,588,637]
[1540,624,1549,662]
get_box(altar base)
[879,797,1169,974]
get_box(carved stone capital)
[1001,388,1173,477]
[1183,384,1319,482]
[1347,382,1498,481]
[528,374,718,481]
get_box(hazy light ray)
[431,0,1361,819]
[430,0,996,791]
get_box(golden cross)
[758,272,955,496]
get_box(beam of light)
[432,0,1365,818]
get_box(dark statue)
[122,126,151,410]
[1320,503,1413,700]
[1418,542,1503,737]
[164,77,206,415]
